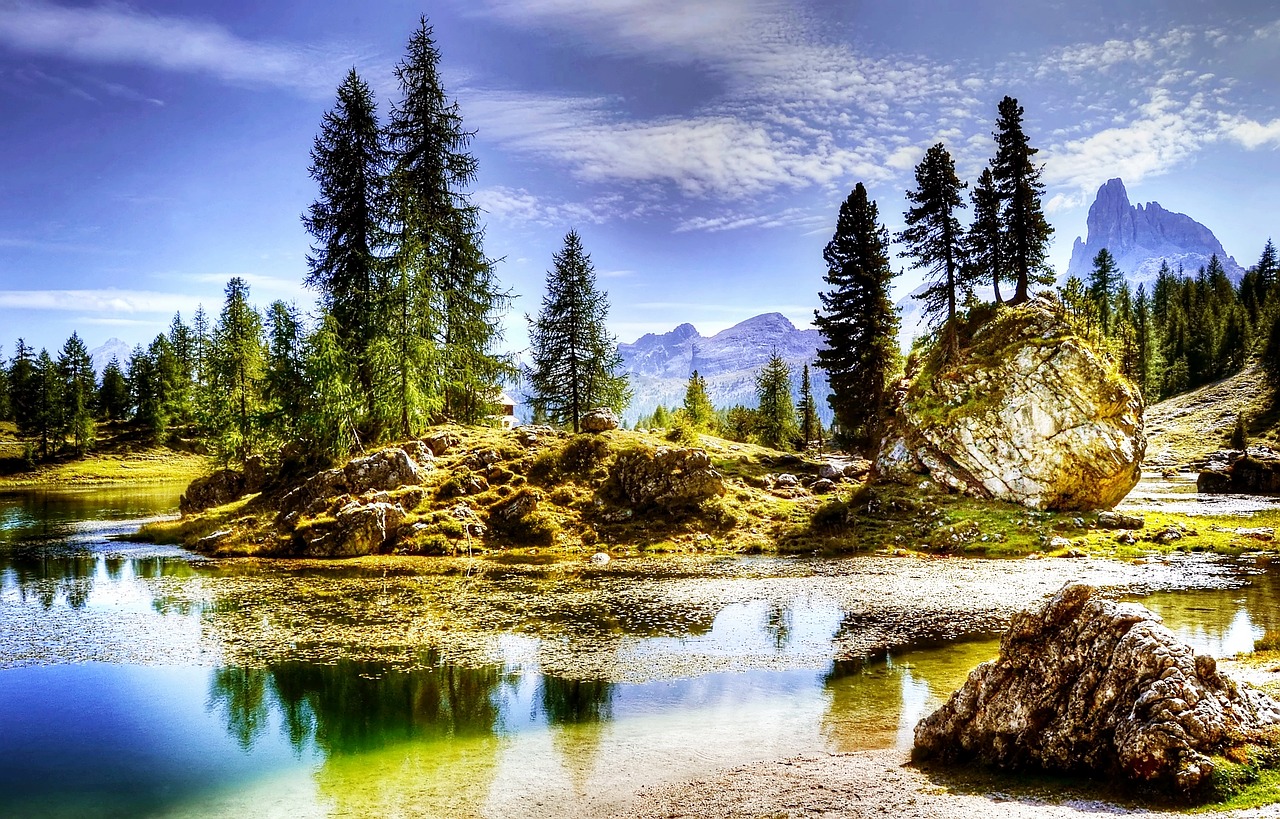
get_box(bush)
[666,417,701,446]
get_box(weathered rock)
[488,488,541,526]
[301,501,406,558]
[180,469,247,515]
[813,478,836,494]
[1097,511,1145,530]
[402,441,434,467]
[279,447,422,522]
[914,584,1280,800]
[875,297,1144,510]
[818,457,871,481]
[422,430,458,457]
[580,407,621,432]
[1198,450,1280,495]
[775,473,799,488]
[610,446,725,509]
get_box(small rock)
[1115,531,1138,545]
[1097,510,1145,530]
[775,473,799,488]
[1048,536,1072,550]
[813,478,836,494]
[589,552,611,565]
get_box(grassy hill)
[1144,364,1278,467]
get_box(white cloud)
[0,288,191,313]
[674,207,824,234]
[1220,115,1280,149]
[0,0,355,96]
[472,185,611,227]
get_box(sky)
[2,0,1280,359]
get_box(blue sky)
[2,0,1279,358]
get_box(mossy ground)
[0,419,212,488]
[132,421,1280,565]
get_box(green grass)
[0,446,210,488]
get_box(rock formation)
[1065,178,1244,286]
[608,445,725,509]
[875,296,1144,510]
[580,407,621,432]
[914,584,1280,800]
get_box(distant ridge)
[1065,178,1244,285]
[616,313,832,425]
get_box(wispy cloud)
[0,0,356,97]
[675,207,824,234]
[472,185,612,227]
[0,288,190,313]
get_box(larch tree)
[682,370,715,431]
[9,340,36,440]
[32,349,60,458]
[755,352,798,451]
[898,142,970,361]
[209,277,265,464]
[386,16,514,427]
[527,230,630,432]
[991,96,1054,305]
[98,357,129,422]
[263,301,308,443]
[813,182,899,452]
[302,68,387,435]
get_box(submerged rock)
[876,297,1144,510]
[913,584,1280,800]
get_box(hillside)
[1144,363,1276,466]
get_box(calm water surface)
[1,485,1276,818]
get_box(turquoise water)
[0,486,1274,818]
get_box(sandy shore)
[615,749,1280,818]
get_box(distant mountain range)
[616,313,832,425]
[1065,178,1244,285]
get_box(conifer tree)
[1088,248,1120,335]
[0,346,9,422]
[191,305,214,436]
[98,357,129,422]
[32,350,60,458]
[898,143,969,359]
[209,277,265,463]
[303,68,387,432]
[527,230,630,432]
[682,370,715,431]
[8,340,36,436]
[302,312,363,459]
[264,301,308,442]
[387,16,514,425]
[166,313,195,425]
[991,96,1054,304]
[57,332,96,453]
[1133,284,1155,395]
[966,166,1007,304]
[797,363,821,449]
[755,352,798,451]
[814,183,899,452]
[126,344,161,435]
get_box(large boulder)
[299,500,406,558]
[1198,448,1280,495]
[279,447,424,520]
[180,469,247,515]
[609,446,725,509]
[580,407,621,432]
[914,584,1280,800]
[876,297,1144,510]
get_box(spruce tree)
[898,143,969,359]
[57,332,96,453]
[303,68,387,433]
[1133,284,1155,396]
[387,16,514,425]
[527,230,630,432]
[814,183,899,452]
[264,301,308,443]
[0,346,9,422]
[126,344,162,436]
[967,166,1007,304]
[99,357,129,422]
[797,363,821,449]
[302,312,363,459]
[682,370,715,431]
[755,352,798,451]
[32,350,60,458]
[1088,248,1120,335]
[9,340,36,437]
[166,313,195,425]
[991,96,1054,304]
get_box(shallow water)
[0,484,1274,818]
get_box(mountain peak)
[1066,178,1244,285]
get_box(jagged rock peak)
[1066,177,1244,285]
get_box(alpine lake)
[2,479,1279,818]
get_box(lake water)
[1,485,1276,818]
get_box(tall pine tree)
[682,370,715,431]
[1088,248,1120,335]
[209,278,265,464]
[527,230,629,432]
[755,352,798,451]
[814,183,899,452]
[991,96,1054,304]
[898,142,969,359]
[303,68,387,435]
[797,364,821,449]
[57,333,96,454]
[967,166,1007,304]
